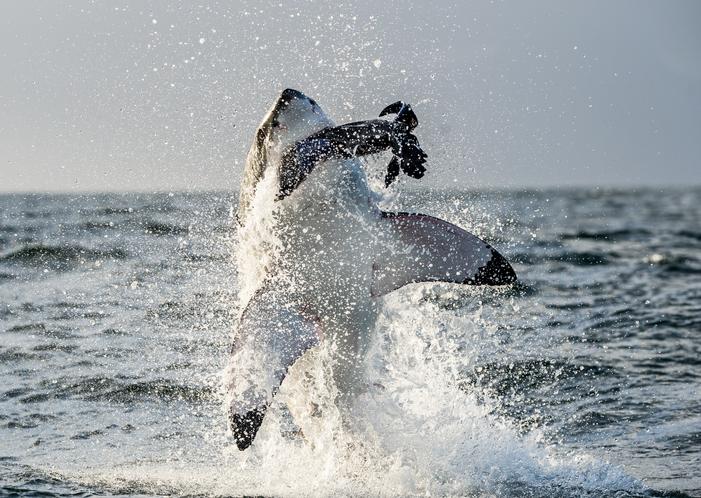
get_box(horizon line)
[0,183,699,195]
[0,183,701,196]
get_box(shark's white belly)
[275,157,382,393]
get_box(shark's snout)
[269,88,314,123]
[281,88,307,102]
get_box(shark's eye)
[309,99,317,107]
[271,120,280,128]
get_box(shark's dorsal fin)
[227,283,321,450]
[372,212,516,297]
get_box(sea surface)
[0,188,699,497]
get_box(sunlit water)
[1,188,699,497]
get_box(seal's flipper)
[227,286,321,450]
[379,101,419,131]
[372,212,516,296]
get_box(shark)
[226,88,516,450]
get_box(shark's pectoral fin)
[227,285,321,450]
[372,212,516,297]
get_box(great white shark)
[227,88,516,450]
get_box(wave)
[0,244,127,269]
[677,230,701,242]
[459,359,624,433]
[95,380,215,403]
[561,228,652,242]
[0,224,21,233]
[143,221,189,236]
[15,376,217,405]
[513,250,611,266]
[91,206,135,215]
[79,220,117,230]
[182,252,229,262]
[0,348,49,363]
[5,323,78,339]
[460,359,618,395]
[0,413,57,430]
[644,253,701,274]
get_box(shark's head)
[259,88,334,151]
[239,89,335,222]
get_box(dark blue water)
[0,188,699,497]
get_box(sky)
[0,0,699,192]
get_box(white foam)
[58,283,644,497]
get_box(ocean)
[0,188,699,497]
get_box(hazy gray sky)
[1,1,699,191]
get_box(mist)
[1,1,699,191]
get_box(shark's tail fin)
[227,284,321,450]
